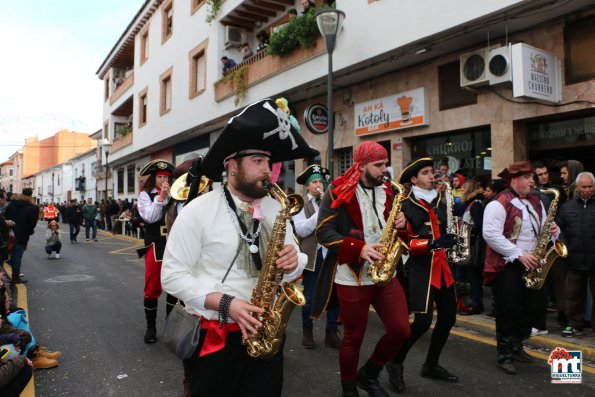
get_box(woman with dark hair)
[255,30,269,52]
[137,160,175,344]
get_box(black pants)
[566,268,595,330]
[0,364,32,397]
[492,261,547,338]
[183,330,283,397]
[392,280,457,366]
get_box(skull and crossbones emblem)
[262,101,298,150]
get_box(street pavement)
[17,222,595,396]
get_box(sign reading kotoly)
[354,88,428,136]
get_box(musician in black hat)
[137,159,175,344]
[294,164,341,349]
[162,98,317,396]
[386,157,459,393]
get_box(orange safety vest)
[44,206,58,219]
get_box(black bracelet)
[218,294,235,328]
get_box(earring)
[231,171,236,176]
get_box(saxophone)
[243,183,306,359]
[442,182,471,265]
[367,179,409,285]
[523,188,568,289]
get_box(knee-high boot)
[497,335,516,374]
[144,298,158,344]
[165,294,178,317]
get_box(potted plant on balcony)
[268,6,321,56]
[116,125,132,138]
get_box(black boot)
[357,361,390,397]
[340,381,359,397]
[511,337,533,363]
[165,293,178,317]
[420,363,458,383]
[302,327,316,349]
[144,298,158,344]
[497,335,516,374]
[386,360,405,393]
[325,327,342,349]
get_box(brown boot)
[38,346,62,360]
[32,355,59,369]
[302,327,316,349]
[325,327,342,349]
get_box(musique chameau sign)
[354,87,429,137]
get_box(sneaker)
[93,239,98,242]
[562,326,591,338]
[48,253,52,259]
[12,276,28,284]
[86,238,90,241]
[55,253,60,259]
[38,347,62,360]
[530,328,548,337]
[32,355,59,369]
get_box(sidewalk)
[453,297,595,362]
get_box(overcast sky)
[0,0,144,162]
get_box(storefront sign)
[528,115,595,150]
[512,43,561,103]
[354,88,428,137]
[304,104,328,135]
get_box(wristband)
[218,294,235,328]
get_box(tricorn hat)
[398,157,434,184]
[139,160,174,177]
[497,160,533,180]
[201,98,319,181]
[296,164,330,186]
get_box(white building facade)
[97,0,595,194]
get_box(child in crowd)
[45,221,62,259]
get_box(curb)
[97,229,143,243]
[454,314,595,361]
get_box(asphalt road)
[20,222,595,396]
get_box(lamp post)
[316,8,345,178]
[101,139,112,200]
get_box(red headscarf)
[331,141,388,208]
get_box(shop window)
[140,24,150,65]
[117,168,125,194]
[162,0,174,43]
[189,39,208,99]
[160,67,173,116]
[565,16,595,84]
[438,61,477,110]
[139,87,149,127]
[337,147,353,176]
[127,164,136,194]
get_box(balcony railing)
[110,72,134,105]
[215,37,326,102]
[111,132,133,152]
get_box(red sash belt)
[199,319,241,357]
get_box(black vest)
[143,191,167,260]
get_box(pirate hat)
[398,157,434,184]
[201,98,319,181]
[139,160,174,177]
[296,164,330,186]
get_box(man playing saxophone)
[161,99,315,397]
[483,161,559,375]
[386,157,459,393]
[312,141,410,397]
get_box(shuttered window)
[438,61,477,110]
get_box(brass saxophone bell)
[170,173,210,201]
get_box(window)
[117,168,124,194]
[139,87,149,127]
[127,164,136,194]
[565,15,595,84]
[188,39,208,98]
[162,0,174,43]
[191,0,206,14]
[337,147,353,176]
[9,169,13,177]
[57,175,60,186]
[438,61,477,110]
[104,77,109,101]
[140,24,150,65]
[103,121,109,140]
[160,67,173,115]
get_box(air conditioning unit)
[224,26,243,49]
[460,48,489,87]
[488,45,512,85]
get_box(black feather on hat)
[202,98,319,181]
[398,157,434,184]
[139,160,174,176]
[296,164,329,186]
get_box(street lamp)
[101,139,112,200]
[316,8,345,178]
